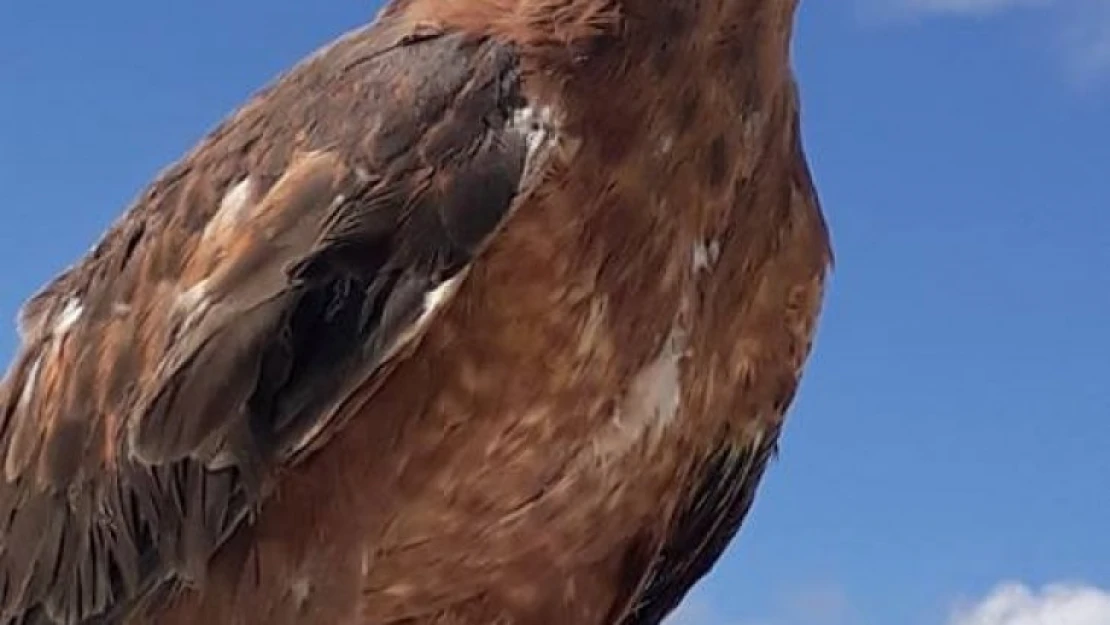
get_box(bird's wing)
[0,20,554,625]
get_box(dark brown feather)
[2,0,832,624]
[0,20,543,624]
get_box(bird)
[0,0,832,623]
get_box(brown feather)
[0,0,831,624]
[0,19,546,624]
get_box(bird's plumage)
[0,1,832,624]
[0,26,558,624]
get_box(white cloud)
[948,582,1110,625]
[663,583,856,625]
[666,580,1110,625]
[855,0,1053,21]
[897,0,1051,17]
[1058,1,1110,84]
[858,0,1110,85]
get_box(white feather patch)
[176,279,209,312]
[594,321,688,460]
[174,279,212,335]
[289,575,312,609]
[52,298,84,335]
[388,273,467,360]
[203,177,254,242]
[692,238,720,274]
[16,355,42,412]
[420,276,461,325]
[656,134,675,156]
[511,104,562,181]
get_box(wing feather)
[0,18,554,624]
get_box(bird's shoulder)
[0,18,559,625]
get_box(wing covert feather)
[0,20,548,625]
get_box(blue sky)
[1,1,1107,624]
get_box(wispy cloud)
[666,580,1110,625]
[1057,1,1110,85]
[948,581,1110,625]
[664,583,857,625]
[896,0,1052,17]
[859,0,1110,84]
[855,0,1053,21]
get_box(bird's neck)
[392,0,799,78]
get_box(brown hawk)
[0,0,832,623]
